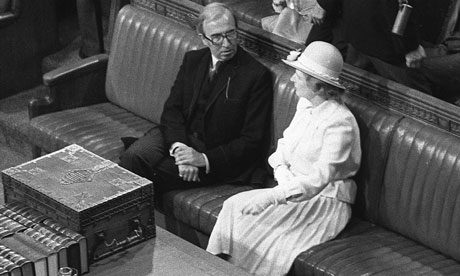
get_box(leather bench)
[28,4,460,275]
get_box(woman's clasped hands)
[240,188,286,215]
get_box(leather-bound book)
[27,226,72,268]
[2,144,155,264]
[0,202,78,270]
[40,219,86,274]
[0,232,57,276]
[0,255,22,276]
[0,204,41,228]
[24,228,68,272]
[0,201,83,274]
[0,227,14,240]
[0,215,26,235]
[2,202,48,225]
[0,245,34,276]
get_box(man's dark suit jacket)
[160,46,273,183]
[318,0,420,65]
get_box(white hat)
[283,41,345,89]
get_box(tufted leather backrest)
[343,95,403,222]
[261,61,298,156]
[379,118,460,262]
[106,5,204,123]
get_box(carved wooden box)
[1,144,155,263]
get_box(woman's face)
[290,70,320,99]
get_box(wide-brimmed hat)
[283,41,345,89]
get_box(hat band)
[298,58,340,82]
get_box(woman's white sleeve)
[280,119,356,201]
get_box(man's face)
[201,13,238,61]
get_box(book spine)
[0,243,35,276]
[0,215,25,233]
[0,208,36,228]
[0,255,21,275]
[30,226,71,245]
[0,203,80,272]
[17,231,59,276]
[5,202,47,224]
[27,227,73,268]
[25,229,61,249]
[0,228,14,239]
[42,219,88,274]
[42,219,83,241]
[0,245,29,266]
[23,228,69,267]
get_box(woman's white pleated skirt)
[206,189,351,276]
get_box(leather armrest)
[29,54,109,119]
[0,0,20,28]
[43,53,108,86]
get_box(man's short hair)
[196,3,237,34]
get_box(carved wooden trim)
[133,0,200,28]
[341,65,460,135]
[131,0,460,137]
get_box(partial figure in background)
[339,0,433,95]
[76,0,108,58]
[417,1,460,104]
[421,30,460,104]
[306,0,460,102]
[207,42,361,276]
[262,0,317,44]
[304,0,347,56]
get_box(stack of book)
[2,145,155,263]
[0,201,88,276]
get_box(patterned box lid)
[2,144,152,212]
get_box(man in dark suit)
[120,3,273,195]
[306,0,432,94]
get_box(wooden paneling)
[0,0,59,98]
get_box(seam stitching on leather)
[376,115,405,223]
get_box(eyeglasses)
[202,30,238,45]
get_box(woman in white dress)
[206,41,362,276]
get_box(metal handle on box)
[93,218,144,260]
[103,219,143,247]
[97,219,143,248]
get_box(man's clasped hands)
[172,144,206,182]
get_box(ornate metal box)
[1,144,155,263]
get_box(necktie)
[209,61,222,82]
